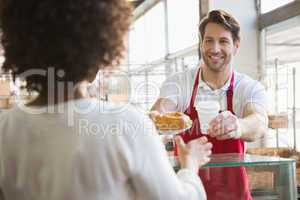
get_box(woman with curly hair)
[0,0,211,199]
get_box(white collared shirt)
[195,69,232,111]
[159,66,268,118]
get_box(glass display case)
[169,153,297,199]
[203,153,297,199]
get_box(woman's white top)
[0,99,206,200]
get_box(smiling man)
[151,10,268,200]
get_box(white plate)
[158,126,192,135]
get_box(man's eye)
[205,39,213,43]
[220,40,229,44]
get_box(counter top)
[203,153,295,168]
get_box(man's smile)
[208,54,225,63]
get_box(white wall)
[210,0,260,79]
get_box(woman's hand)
[175,136,212,173]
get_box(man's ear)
[199,41,203,54]
[233,40,240,55]
[199,39,203,48]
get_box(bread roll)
[154,112,192,131]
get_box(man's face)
[200,23,240,73]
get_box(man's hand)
[175,136,212,173]
[207,111,242,140]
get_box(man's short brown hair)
[199,10,240,42]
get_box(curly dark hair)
[0,0,132,94]
[199,9,240,42]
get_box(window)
[261,0,294,14]
[264,17,300,148]
[128,2,165,68]
[167,0,199,53]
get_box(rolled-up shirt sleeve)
[159,71,194,112]
[243,80,268,111]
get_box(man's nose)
[210,42,221,53]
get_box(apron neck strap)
[188,67,201,112]
[226,71,235,112]
[188,67,235,113]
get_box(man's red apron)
[178,67,252,200]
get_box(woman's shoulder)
[0,106,22,121]
[115,104,151,125]
[93,102,152,131]
[0,106,25,137]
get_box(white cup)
[195,101,220,134]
